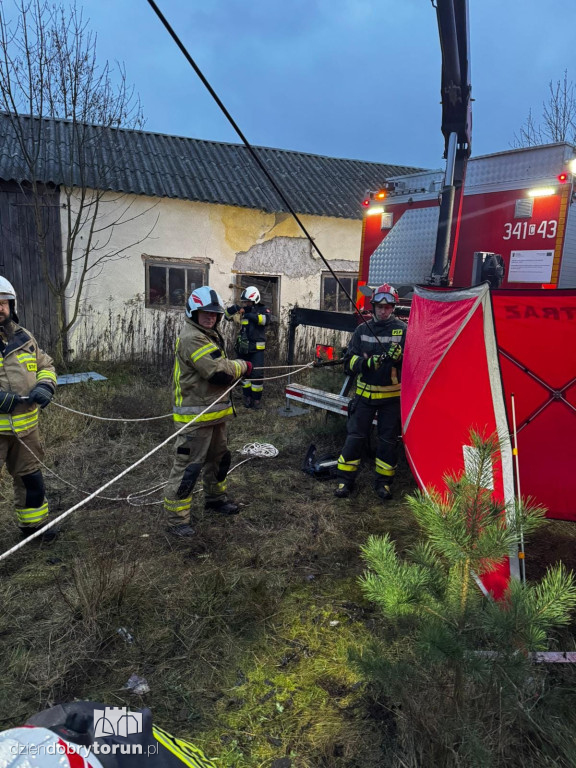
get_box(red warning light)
[558,172,568,183]
[361,198,370,207]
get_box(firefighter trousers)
[240,349,264,403]
[336,396,401,486]
[163,422,232,526]
[0,429,49,529]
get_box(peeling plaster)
[233,236,356,280]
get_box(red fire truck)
[285,0,576,546]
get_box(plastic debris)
[57,372,107,385]
[117,627,134,644]
[123,674,150,695]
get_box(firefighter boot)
[19,523,60,543]
[252,399,262,411]
[334,480,354,499]
[166,523,196,538]
[375,480,393,501]
[242,392,253,409]
[205,497,240,515]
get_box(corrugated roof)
[0,112,422,219]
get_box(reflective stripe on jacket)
[343,316,407,402]
[225,302,270,352]
[0,325,57,435]
[172,317,247,428]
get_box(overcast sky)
[82,0,576,169]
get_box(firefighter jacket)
[0,324,57,436]
[343,315,407,402]
[225,302,271,355]
[172,316,248,427]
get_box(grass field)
[0,362,574,767]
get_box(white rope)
[49,361,314,422]
[0,365,305,558]
[51,402,173,421]
[239,442,279,458]
[0,382,238,562]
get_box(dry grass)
[0,362,574,766]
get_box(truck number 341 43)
[503,220,558,240]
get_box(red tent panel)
[402,285,516,598]
[492,290,576,521]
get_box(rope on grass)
[0,382,239,563]
[3,367,298,541]
[50,362,314,422]
[127,442,279,506]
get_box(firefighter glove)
[363,355,384,372]
[243,361,253,377]
[28,383,54,409]
[0,391,22,413]
[387,343,402,362]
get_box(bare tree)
[514,70,576,147]
[0,0,157,363]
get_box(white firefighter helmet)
[240,286,260,304]
[371,283,399,305]
[0,726,103,767]
[0,276,16,301]
[186,286,225,318]
[0,276,18,322]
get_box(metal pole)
[510,393,526,583]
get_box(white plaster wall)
[61,188,361,357]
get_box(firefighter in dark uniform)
[225,286,271,410]
[334,284,407,501]
[0,276,58,539]
[163,286,251,537]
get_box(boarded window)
[145,261,209,309]
[320,273,358,312]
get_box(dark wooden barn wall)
[0,180,62,350]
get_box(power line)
[145,0,388,350]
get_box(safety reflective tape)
[173,407,234,423]
[37,370,56,382]
[242,381,252,390]
[359,334,397,344]
[241,319,249,325]
[356,389,400,399]
[233,361,243,377]
[357,379,401,393]
[174,339,183,406]
[163,498,192,512]
[337,456,360,471]
[0,410,39,433]
[152,725,217,768]
[190,343,218,363]
[251,384,263,392]
[16,503,49,524]
[205,480,227,494]
[375,459,396,476]
[257,315,266,325]
[256,342,265,349]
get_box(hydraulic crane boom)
[430,0,472,284]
